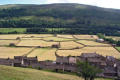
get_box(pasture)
[106,36,120,41]
[0,65,111,80]
[0,34,119,61]
[0,28,26,34]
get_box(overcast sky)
[0,0,120,9]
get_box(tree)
[117,41,120,46]
[77,61,102,80]
[97,33,105,39]
[9,43,16,47]
[16,37,21,40]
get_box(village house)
[21,56,38,67]
[13,56,38,67]
[0,52,120,78]
[54,52,119,78]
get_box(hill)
[0,3,120,35]
[0,65,111,80]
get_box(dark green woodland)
[0,3,120,35]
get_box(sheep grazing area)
[0,65,111,80]
[0,34,119,61]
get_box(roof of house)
[12,59,21,63]
[26,57,38,61]
[87,58,104,63]
[104,67,117,73]
[14,56,27,59]
[81,53,100,58]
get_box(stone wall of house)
[0,53,119,78]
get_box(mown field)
[17,40,58,47]
[0,65,111,80]
[0,34,26,39]
[60,41,84,49]
[0,47,32,58]
[73,35,98,40]
[42,36,75,41]
[0,40,19,46]
[0,34,119,61]
[28,48,57,61]
[76,40,111,46]
[57,47,120,58]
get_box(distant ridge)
[0,3,120,35]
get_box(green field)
[115,47,120,52]
[0,28,26,34]
[0,65,112,80]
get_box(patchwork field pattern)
[0,34,119,61]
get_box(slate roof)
[81,53,100,58]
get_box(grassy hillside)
[0,4,120,35]
[0,65,111,80]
